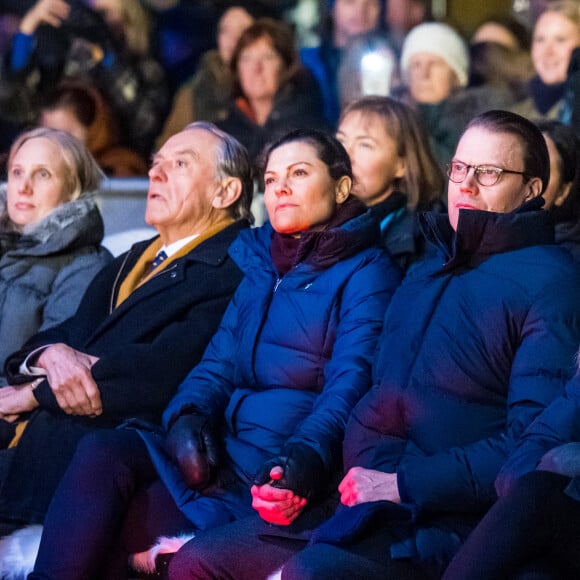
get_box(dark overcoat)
[1,221,247,523]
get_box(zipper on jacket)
[273,277,282,292]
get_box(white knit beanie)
[400,22,469,87]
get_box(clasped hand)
[251,466,307,526]
[339,467,400,507]
[0,384,39,422]
[37,343,101,416]
[252,444,325,525]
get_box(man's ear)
[213,178,243,210]
[335,176,352,204]
[525,177,543,201]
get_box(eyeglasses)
[446,161,528,187]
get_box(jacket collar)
[420,197,555,272]
[103,219,248,322]
[232,205,380,274]
[120,219,249,282]
[0,185,105,256]
[371,191,408,223]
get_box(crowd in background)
[0,0,577,179]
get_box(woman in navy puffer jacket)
[29,128,401,579]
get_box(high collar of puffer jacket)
[419,196,555,272]
[0,184,105,257]
[231,202,381,275]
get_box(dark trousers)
[281,528,437,580]
[442,470,580,580]
[30,429,191,580]
[168,511,438,580]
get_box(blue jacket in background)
[496,370,580,498]
[300,43,341,128]
[341,200,580,565]
[145,209,402,530]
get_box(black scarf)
[529,76,566,115]
[270,196,367,276]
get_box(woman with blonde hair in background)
[337,95,444,271]
[514,0,580,122]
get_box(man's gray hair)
[185,122,254,223]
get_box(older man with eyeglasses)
[167,110,580,580]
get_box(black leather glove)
[165,414,220,490]
[253,443,326,501]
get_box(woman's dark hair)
[464,109,550,193]
[472,15,531,51]
[230,18,298,96]
[39,79,120,156]
[261,128,352,181]
[536,119,580,223]
[42,83,97,129]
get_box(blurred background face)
[264,141,340,234]
[386,0,426,36]
[337,111,405,205]
[532,11,580,84]
[542,134,572,209]
[40,108,88,145]
[333,0,381,47]
[238,36,284,102]
[471,22,520,50]
[217,7,254,64]
[407,53,458,103]
[7,138,70,227]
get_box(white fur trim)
[0,525,43,579]
[267,568,283,580]
[129,532,196,573]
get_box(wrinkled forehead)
[158,129,219,161]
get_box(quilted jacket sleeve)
[395,277,580,514]
[162,285,244,429]
[495,372,580,495]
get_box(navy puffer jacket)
[153,209,401,528]
[345,200,580,521]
